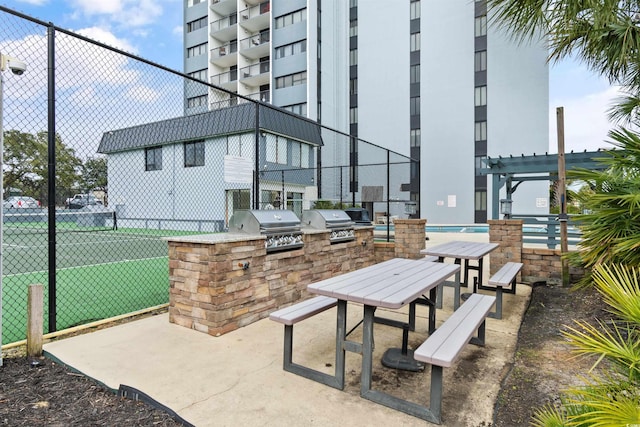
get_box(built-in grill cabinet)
[301,210,356,244]
[228,210,303,253]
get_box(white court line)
[4,256,168,278]
[3,236,165,249]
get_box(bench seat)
[269,296,337,325]
[414,293,495,367]
[476,262,523,319]
[269,296,342,389]
[411,293,495,423]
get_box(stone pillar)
[488,219,523,275]
[394,219,427,259]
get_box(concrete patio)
[43,232,531,426]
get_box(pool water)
[374,225,549,233]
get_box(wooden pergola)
[479,150,614,219]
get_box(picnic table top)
[307,258,459,309]
[420,240,499,260]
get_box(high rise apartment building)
[183,0,549,224]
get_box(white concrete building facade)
[183,0,549,223]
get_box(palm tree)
[531,264,640,426]
[487,0,640,122]
[487,1,640,424]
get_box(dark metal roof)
[98,103,323,154]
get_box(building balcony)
[210,42,238,67]
[210,14,237,42]
[210,69,238,91]
[210,0,236,16]
[238,1,270,33]
[210,94,240,110]
[239,33,270,59]
[239,62,270,87]
[245,90,270,103]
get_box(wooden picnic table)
[421,241,498,289]
[307,258,460,422]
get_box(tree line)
[3,130,107,206]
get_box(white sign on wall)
[536,198,548,208]
[224,155,253,184]
[447,195,456,208]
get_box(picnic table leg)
[335,300,347,388]
[361,305,375,395]
[428,287,437,334]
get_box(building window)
[474,86,487,107]
[184,140,205,167]
[275,71,307,89]
[410,64,420,84]
[475,50,487,72]
[475,190,487,210]
[274,40,307,59]
[187,16,207,33]
[410,0,421,20]
[227,189,250,222]
[350,107,358,124]
[282,102,307,116]
[145,147,162,171]
[350,79,358,95]
[287,142,311,168]
[410,33,420,52]
[475,16,487,37]
[475,121,487,141]
[275,8,306,29]
[188,69,208,82]
[410,96,420,116]
[266,135,288,164]
[350,20,358,37]
[187,43,207,58]
[349,49,358,66]
[410,129,421,148]
[188,0,203,6]
[187,95,208,108]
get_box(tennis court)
[2,210,202,345]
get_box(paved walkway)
[44,232,531,426]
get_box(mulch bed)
[0,353,187,426]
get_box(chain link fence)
[0,7,417,345]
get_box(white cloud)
[126,84,161,102]
[70,0,163,28]
[548,86,620,153]
[76,26,137,54]
[172,25,183,37]
[548,59,623,153]
[16,0,49,5]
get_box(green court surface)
[2,226,203,345]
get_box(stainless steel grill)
[228,210,303,253]
[301,209,355,243]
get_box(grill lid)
[229,210,301,235]
[301,210,355,230]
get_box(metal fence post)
[47,24,57,333]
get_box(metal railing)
[511,214,582,249]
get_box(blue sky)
[1,0,620,154]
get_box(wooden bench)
[269,296,342,389]
[412,293,496,424]
[475,261,523,319]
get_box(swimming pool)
[374,225,549,233]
